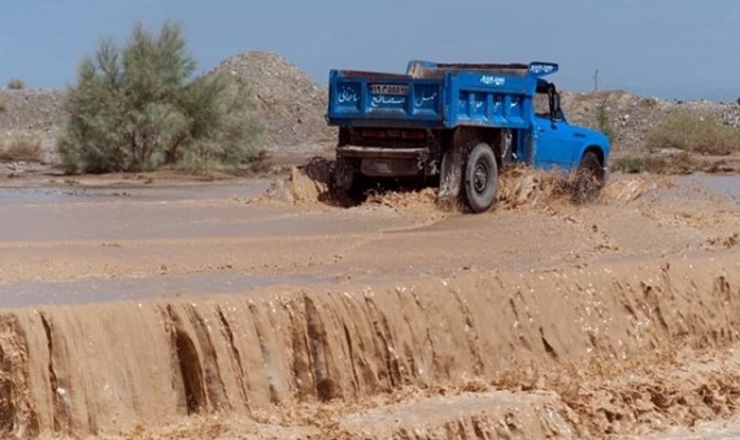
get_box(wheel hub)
[473,162,488,193]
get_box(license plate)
[371,84,409,95]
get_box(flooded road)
[675,174,740,198]
[0,171,737,439]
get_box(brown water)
[0,171,737,439]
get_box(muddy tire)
[333,157,355,192]
[464,143,498,213]
[572,150,604,204]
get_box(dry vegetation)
[0,135,43,162]
[6,78,26,90]
[611,151,696,175]
[646,110,740,155]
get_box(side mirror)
[549,87,561,121]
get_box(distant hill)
[4,52,740,165]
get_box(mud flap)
[437,147,462,201]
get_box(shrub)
[6,78,25,90]
[0,136,43,162]
[57,21,262,174]
[612,152,695,175]
[646,111,740,156]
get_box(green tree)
[58,22,262,174]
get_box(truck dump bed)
[327,61,558,129]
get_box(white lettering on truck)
[480,76,505,86]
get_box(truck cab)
[326,61,610,212]
[532,80,606,174]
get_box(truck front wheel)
[464,143,498,213]
[572,150,604,204]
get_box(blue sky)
[1,0,738,101]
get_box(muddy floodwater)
[0,171,738,439]
[675,174,740,198]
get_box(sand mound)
[208,51,335,155]
[251,158,334,205]
[256,169,327,205]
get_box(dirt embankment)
[0,255,738,439]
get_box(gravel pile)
[0,89,66,160]
[208,51,336,156]
[562,90,740,153]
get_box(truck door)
[532,86,580,171]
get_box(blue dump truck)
[326,61,610,212]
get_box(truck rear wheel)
[464,142,498,213]
[333,157,355,192]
